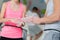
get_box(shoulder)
[2,2,6,6]
[2,1,10,6]
[2,2,7,8]
[1,1,10,10]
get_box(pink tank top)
[1,2,24,38]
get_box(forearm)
[41,10,60,23]
[40,16,59,24]
[0,18,9,23]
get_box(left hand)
[30,17,41,24]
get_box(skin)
[31,0,60,24]
[0,0,26,26]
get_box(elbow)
[49,16,60,22]
[57,17,60,21]
[55,16,60,21]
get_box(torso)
[1,1,24,38]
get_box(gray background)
[0,0,46,11]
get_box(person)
[0,0,26,40]
[30,0,60,40]
[26,7,42,40]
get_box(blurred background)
[0,0,46,17]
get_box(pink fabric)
[0,31,1,36]
[5,21,17,26]
[1,1,24,38]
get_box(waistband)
[0,36,23,40]
[2,24,23,29]
[44,29,60,32]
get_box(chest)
[5,4,24,18]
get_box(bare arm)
[31,0,60,24]
[40,0,60,23]
[0,3,9,23]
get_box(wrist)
[38,18,41,24]
[40,18,47,24]
[4,18,10,22]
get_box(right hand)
[10,18,25,27]
[10,18,20,24]
[16,22,25,27]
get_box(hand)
[16,22,25,27]
[10,18,25,27]
[10,18,20,23]
[30,17,41,24]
